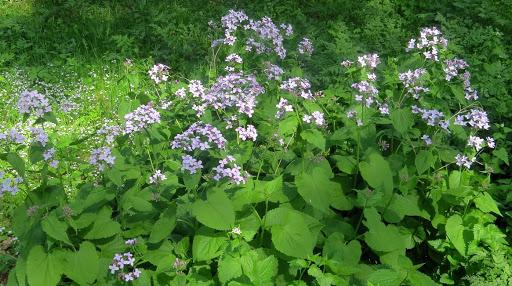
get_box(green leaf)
[265,208,316,258]
[148,204,177,243]
[83,207,121,239]
[493,147,509,165]
[278,116,298,136]
[391,108,414,134]
[240,250,278,283]
[445,214,466,256]
[332,155,358,174]
[364,208,411,252]
[415,150,434,175]
[359,152,394,201]
[192,227,228,261]
[27,246,63,286]
[7,153,25,177]
[218,254,243,284]
[301,129,326,151]
[192,188,235,230]
[368,269,404,286]
[474,192,501,216]
[295,167,343,213]
[41,212,72,245]
[62,242,99,285]
[408,271,440,286]
[323,233,361,275]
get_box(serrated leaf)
[368,269,404,286]
[27,246,63,286]
[415,150,434,175]
[391,108,414,134]
[62,242,99,285]
[83,207,121,239]
[41,212,71,245]
[192,188,235,230]
[295,167,342,213]
[474,192,501,216]
[148,204,177,243]
[7,153,25,177]
[192,227,228,261]
[445,214,466,256]
[301,129,326,151]
[218,254,242,284]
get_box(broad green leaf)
[323,232,361,275]
[27,246,63,286]
[445,214,466,256]
[408,271,440,286]
[359,152,394,201]
[301,129,326,151]
[474,192,501,216]
[83,207,121,239]
[218,254,243,284]
[148,204,177,243]
[278,116,298,136]
[332,155,358,174]
[192,227,228,261]
[192,188,235,230]
[391,108,414,134]
[364,208,411,252]
[271,221,315,258]
[295,167,343,213]
[62,242,99,285]
[415,150,434,175]
[493,148,509,165]
[41,211,72,245]
[7,153,25,177]
[240,250,278,283]
[368,269,405,286]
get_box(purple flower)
[486,137,495,148]
[398,68,428,99]
[280,77,313,100]
[466,109,490,130]
[0,174,23,196]
[213,156,248,185]
[303,111,325,127]
[149,170,167,184]
[297,37,314,56]
[406,27,448,61]
[455,154,475,169]
[17,90,52,117]
[148,64,170,84]
[467,135,484,151]
[90,147,115,171]
[181,155,203,174]
[235,125,258,141]
[421,134,432,145]
[275,98,293,118]
[30,127,48,147]
[378,103,390,115]
[171,122,227,151]
[264,63,284,80]
[125,239,137,246]
[340,60,353,67]
[124,103,161,134]
[357,54,380,69]
[280,23,293,36]
[225,53,243,64]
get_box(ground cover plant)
[1,1,512,286]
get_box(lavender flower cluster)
[357,54,380,69]
[264,63,284,81]
[123,103,161,134]
[411,105,449,130]
[0,172,23,196]
[303,111,325,127]
[454,108,490,130]
[17,90,52,117]
[29,127,49,147]
[43,148,59,168]
[89,147,115,171]
[443,59,478,100]
[297,37,314,55]
[406,27,448,61]
[280,77,313,100]
[181,155,203,174]
[212,156,248,185]
[171,122,227,151]
[0,129,26,144]
[97,124,122,145]
[148,64,170,84]
[235,125,257,141]
[398,68,429,99]
[149,169,166,184]
[109,252,141,282]
[275,98,294,119]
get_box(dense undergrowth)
[0,1,512,285]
